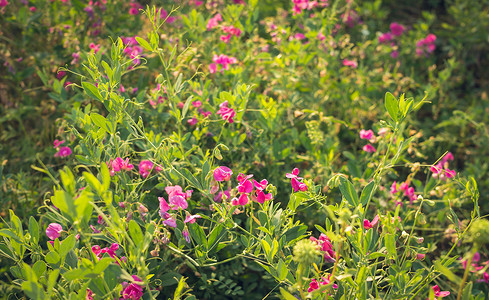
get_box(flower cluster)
[138,160,162,178]
[121,275,144,300]
[92,243,125,263]
[308,275,337,293]
[291,0,329,16]
[416,34,436,57]
[128,1,142,15]
[461,252,489,283]
[430,152,456,180]
[220,25,242,43]
[231,173,273,206]
[310,233,336,263]
[359,128,383,153]
[286,168,308,192]
[122,36,143,68]
[391,181,417,204]
[159,185,199,228]
[378,22,406,58]
[209,54,238,74]
[216,101,236,123]
[108,157,134,176]
[207,13,222,30]
[53,139,72,158]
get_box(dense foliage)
[1,0,489,299]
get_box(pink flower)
[207,13,222,30]
[46,223,63,240]
[169,194,188,210]
[362,144,376,153]
[431,285,450,299]
[109,157,134,176]
[139,160,160,178]
[0,0,8,8]
[86,288,94,300]
[121,275,143,300]
[216,101,236,123]
[184,213,201,224]
[163,217,177,228]
[286,168,302,179]
[209,63,218,74]
[53,139,65,148]
[214,189,231,202]
[363,215,379,230]
[390,181,398,194]
[89,42,101,54]
[129,2,142,15]
[192,101,202,108]
[308,279,320,292]
[183,229,191,243]
[187,116,198,125]
[310,234,336,263]
[214,166,233,182]
[416,253,425,260]
[231,193,249,206]
[390,22,405,36]
[391,50,399,59]
[55,146,72,157]
[343,59,358,68]
[416,34,436,57]
[291,177,308,192]
[255,190,273,203]
[378,128,388,137]
[359,129,374,140]
[237,178,254,194]
[378,32,393,44]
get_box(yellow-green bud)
[293,239,320,265]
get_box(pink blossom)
[343,59,358,68]
[363,215,379,230]
[214,189,231,202]
[55,146,72,157]
[216,101,236,123]
[416,253,425,260]
[169,194,188,210]
[129,2,142,15]
[89,43,101,54]
[163,217,177,228]
[391,181,398,194]
[207,13,222,30]
[378,32,393,44]
[184,213,201,224]
[0,0,8,8]
[255,190,273,203]
[390,22,405,36]
[187,116,198,126]
[391,50,399,58]
[310,233,336,263]
[53,139,65,148]
[362,144,376,153]
[237,179,253,194]
[192,101,202,108]
[109,157,134,176]
[86,289,94,300]
[291,177,308,192]
[231,193,249,206]
[121,275,143,300]
[46,223,63,240]
[286,168,302,179]
[431,285,450,298]
[209,63,218,74]
[139,160,160,178]
[214,166,233,182]
[359,129,374,140]
[183,229,191,243]
[416,34,436,57]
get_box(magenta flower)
[214,166,233,182]
[431,285,450,298]
[342,59,358,68]
[109,157,134,176]
[216,101,236,123]
[139,160,161,178]
[255,190,273,203]
[231,193,249,206]
[183,229,191,243]
[0,0,8,8]
[378,32,393,44]
[416,34,436,57]
[46,223,63,240]
[390,22,405,36]
[121,275,143,300]
[86,289,94,300]
[54,146,72,157]
[310,234,336,263]
[363,215,379,230]
[184,213,201,224]
[207,13,222,31]
[391,181,398,194]
[359,129,374,140]
[53,139,65,148]
[286,168,302,179]
[237,179,253,194]
[209,63,218,74]
[416,253,425,260]
[129,2,142,15]
[291,177,308,192]
[214,189,231,202]
[308,279,320,292]
[163,217,177,228]
[362,144,376,153]
[169,194,188,210]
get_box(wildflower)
[231,193,249,206]
[308,275,337,292]
[390,22,405,36]
[216,101,236,123]
[255,189,273,203]
[53,139,64,148]
[287,168,307,192]
[109,157,134,176]
[213,166,233,182]
[359,129,374,140]
[55,146,72,157]
[121,275,143,300]
[342,59,358,68]
[212,54,238,72]
[86,289,94,300]
[431,285,450,299]
[89,42,101,54]
[163,217,177,228]
[209,63,218,73]
[0,0,8,7]
[207,13,222,30]
[286,168,302,179]
[129,2,142,15]
[416,34,436,57]
[362,144,376,153]
[187,116,198,126]
[158,197,171,219]
[390,181,398,194]
[378,32,393,44]
[184,213,201,224]
[310,233,336,263]
[363,215,380,230]
[416,253,425,260]
[139,160,160,178]
[182,229,191,243]
[214,189,231,202]
[46,223,63,240]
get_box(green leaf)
[0,229,22,243]
[188,223,207,249]
[135,37,152,51]
[128,220,144,247]
[279,288,297,300]
[82,81,103,102]
[100,162,111,192]
[45,251,60,264]
[32,261,47,279]
[277,259,288,281]
[434,260,461,283]
[181,95,193,121]
[22,281,46,299]
[338,177,359,207]
[59,234,76,259]
[92,257,113,274]
[9,210,23,236]
[385,92,398,122]
[207,224,225,252]
[385,234,397,260]
[360,181,375,206]
[91,113,110,134]
[83,172,103,194]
